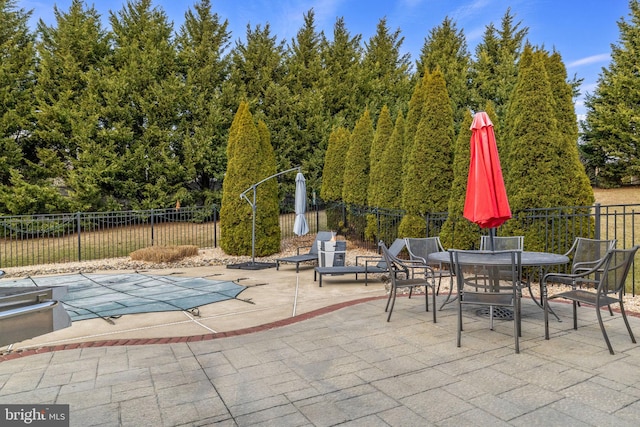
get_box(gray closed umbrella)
[293,172,309,236]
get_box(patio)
[1,262,640,425]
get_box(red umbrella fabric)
[463,111,511,229]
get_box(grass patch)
[130,245,199,263]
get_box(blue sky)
[17,0,632,117]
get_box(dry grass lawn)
[593,186,640,205]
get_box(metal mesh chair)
[543,245,639,354]
[479,235,524,251]
[547,237,617,315]
[379,240,436,323]
[449,249,523,353]
[405,237,453,296]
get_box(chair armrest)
[543,254,610,285]
[572,259,604,273]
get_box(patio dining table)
[428,250,570,318]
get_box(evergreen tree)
[175,0,231,205]
[502,47,567,250]
[471,8,528,128]
[399,69,454,237]
[440,109,478,249]
[277,9,329,193]
[320,126,350,231]
[320,17,363,129]
[0,1,34,186]
[220,102,265,255]
[377,112,405,210]
[105,0,185,209]
[417,17,472,131]
[364,105,393,241]
[403,72,428,169]
[254,119,281,255]
[368,105,393,206]
[582,0,640,186]
[361,18,412,120]
[342,109,373,206]
[228,23,286,109]
[320,126,350,202]
[545,50,594,206]
[368,111,406,243]
[34,0,113,211]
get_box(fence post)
[594,203,601,240]
[151,209,155,247]
[77,212,82,262]
[313,191,319,233]
[213,206,218,248]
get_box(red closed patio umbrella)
[463,111,511,247]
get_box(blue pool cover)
[0,273,246,322]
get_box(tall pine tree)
[342,109,374,207]
[399,69,454,237]
[175,0,232,205]
[417,17,472,132]
[582,0,640,186]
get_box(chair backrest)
[377,238,406,268]
[599,246,640,296]
[479,236,524,251]
[308,231,335,255]
[405,237,445,264]
[568,237,616,274]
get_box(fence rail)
[1,202,639,293]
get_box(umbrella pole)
[489,227,496,251]
[292,272,299,317]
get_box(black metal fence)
[327,202,640,295]
[1,201,639,292]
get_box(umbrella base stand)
[476,306,513,320]
[227,262,276,270]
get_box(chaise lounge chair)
[314,238,406,287]
[276,231,334,273]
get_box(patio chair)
[543,245,640,354]
[405,237,453,297]
[276,231,334,272]
[379,240,436,323]
[546,237,617,315]
[449,249,523,353]
[314,238,406,287]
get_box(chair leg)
[431,285,437,323]
[544,296,550,340]
[386,287,397,322]
[572,301,578,330]
[457,299,463,347]
[424,286,429,313]
[439,275,456,311]
[385,287,393,312]
[435,272,443,295]
[620,302,637,344]
[596,304,615,355]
